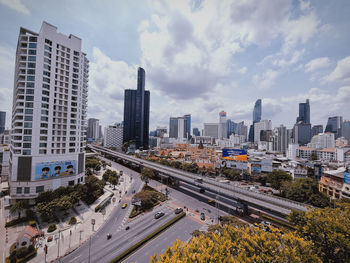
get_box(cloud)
[324,56,350,83]
[253,69,279,90]
[305,57,331,72]
[238,67,247,74]
[0,0,30,14]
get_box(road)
[91,145,309,215]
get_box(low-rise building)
[16,226,39,248]
[319,167,346,199]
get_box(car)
[107,233,112,240]
[154,211,165,219]
[122,203,127,209]
[125,226,130,230]
[200,212,205,220]
[174,208,183,214]
[199,188,205,193]
[208,199,216,205]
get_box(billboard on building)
[344,172,350,184]
[35,160,77,180]
[221,160,248,170]
[222,149,247,161]
[261,159,273,172]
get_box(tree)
[198,141,204,149]
[108,176,118,190]
[288,203,350,263]
[141,167,155,185]
[219,215,247,227]
[266,170,292,190]
[281,178,329,207]
[10,200,28,219]
[150,225,321,262]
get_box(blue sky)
[0,0,350,132]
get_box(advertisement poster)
[222,149,247,161]
[222,160,248,170]
[35,160,76,180]
[344,172,350,184]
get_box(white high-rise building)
[308,133,335,149]
[272,125,288,153]
[87,118,99,141]
[254,120,272,143]
[9,22,89,203]
[104,124,123,149]
[218,111,227,139]
[204,123,219,139]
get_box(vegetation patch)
[6,245,37,263]
[47,224,56,233]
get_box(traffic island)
[110,211,186,263]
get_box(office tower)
[169,115,188,139]
[104,123,123,150]
[309,133,335,149]
[99,125,103,139]
[193,128,200,136]
[184,114,191,139]
[342,121,350,142]
[87,118,99,141]
[169,117,179,138]
[273,125,287,153]
[203,123,219,139]
[123,67,150,149]
[296,99,310,124]
[311,125,323,137]
[218,111,227,139]
[254,120,272,142]
[226,119,237,138]
[325,116,343,139]
[9,22,88,202]
[0,111,6,134]
[293,122,312,145]
[155,126,167,137]
[248,99,262,142]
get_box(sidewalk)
[28,166,133,263]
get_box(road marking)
[70,254,82,262]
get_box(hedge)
[110,212,186,263]
[16,248,37,263]
[5,217,28,228]
[47,224,57,233]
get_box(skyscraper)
[254,120,272,142]
[9,22,88,202]
[184,114,191,139]
[0,111,6,134]
[249,99,262,142]
[311,125,323,137]
[325,116,343,139]
[342,120,350,142]
[293,122,312,145]
[218,111,227,139]
[123,67,150,149]
[272,125,287,153]
[169,116,187,139]
[87,118,99,142]
[226,119,237,138]
[296,99,310,124]
[193,128,200,137]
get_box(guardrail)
[90,146,310,213]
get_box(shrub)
[16,247,28,259]
[28,221,36,227]
[68,217,77,225]
[47,224,56,233]
[5,217,28,228]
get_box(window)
[28,56,36,61]
[23,149,31,155]
[29,36,37,42]
[39,149,47,154]
[44,45,52,52]
[27,63,35,68]
[41,116,48,122]
[43,77,50,83]
[44,57,51,64]
[27,69,35,75]
[26,82,34,88]
[42,84,50,90]
[68,180,75,186]
[23,143,31,148]
[40,130,48,134]
[24,122,32,128]
[44,51,51,58]
[36,186,44,193]
[25,96,34,101]
[25,109,33,114]
[25,102,33,108]
[39,143,47,147]
[24,116,32,121]
[41,110,48,115]
[24,187,30,194]
[23,136,31,141]
[28,50,36,55]
[27,76,35,81]
[42,97,49,102]
[16,187,22,194]
[24,129,32,135]
[45,39,52,45]
[40,136,47,141]
[26,89,34,94]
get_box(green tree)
[266,170,292,190]
[281,178,329,207]
[141,167,155,185]
[108,176,118,190]
[10,200,28,219]
[150,225,321,263]
[288,203,350,263]
[219,215,247,227]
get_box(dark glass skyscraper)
[0,111,5,134]
[123,67,150,149]
[248,99,262,142]
[296,99,310,124]
[184,114,191,139]
[325,116,343,138]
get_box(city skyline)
[0,0,350,132]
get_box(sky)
[0,0,350,133]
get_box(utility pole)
[88,236,91,263]
[57,230,61,259]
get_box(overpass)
[89,145,310,217]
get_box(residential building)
[104,123,123,150]
[204,123,219,139]
[0,130,10,145]
[309,133,335,149]
[254,120,272,143]
[123,67,150,149]
[236,121,247,140]
[287,143,299,159]
[248,99,262,142]
[335,137,349,147]
[0,111,5,134]
[272,125,287,153]
[218,111,227,139]
[296,99,310,124]
[192,127,200,137]
[311,125,323,137]
[319,167,349,199]
[9,22,88,203]
[294,122,312,145]
[87,118,99,142]
[325,116,343,139]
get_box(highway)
[90,145,309,216]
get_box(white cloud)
[299,0,310,11]
[0,0,30,14]
[253,69,279,90]
[324,56,350,83]
[305,57,331,72]
[238,67,247,74]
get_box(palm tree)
[10,200,28,219]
